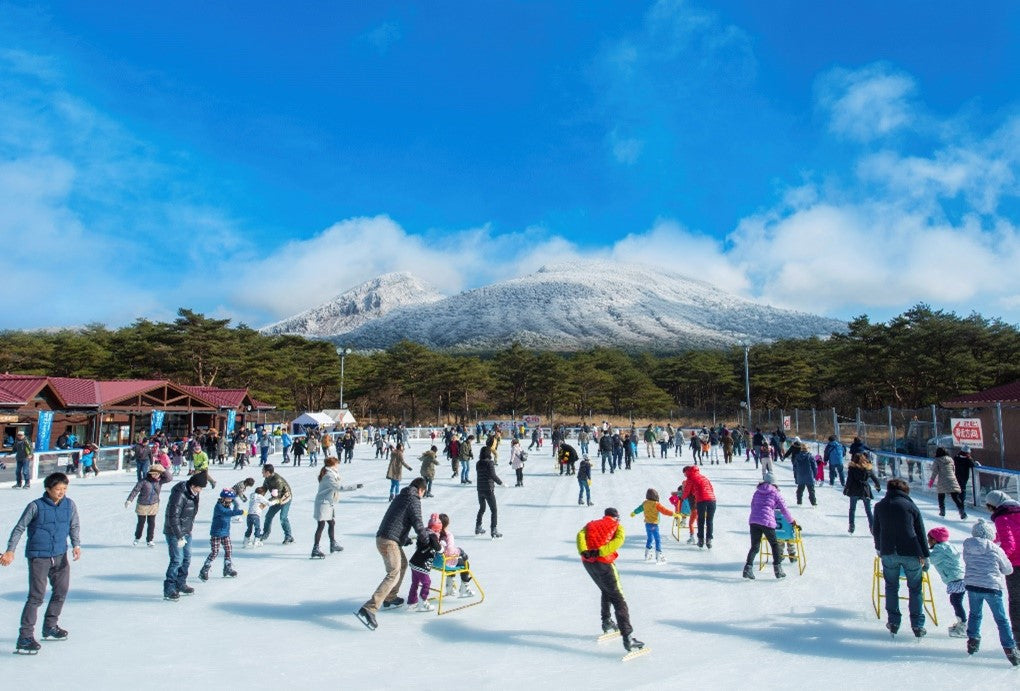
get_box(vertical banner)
[150,410,165,436]
[226,410,237,435]
[782,415,792,431]
[36,411,54,452]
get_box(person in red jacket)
[577,507,644,652]
[679,465,717,549]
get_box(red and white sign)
[782,416,792,431]
[950,418,984,449]
[522,416,541,427]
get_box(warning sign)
[782,416,792,431]
[950,418,984,450]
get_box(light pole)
[337,347,352,410]
[742,343,752,429]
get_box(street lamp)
[337,347,353,410]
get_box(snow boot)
[311,546,326,559]
[742,564,755,580]
[199,565,210,582]
[774,563,786,579]
[1005,646,1020,666]
[948,618,966,638]
[967,638,979,654]
[42,625,68,641]
[15,636,41,654]
[330,541,344,553]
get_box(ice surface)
[1,444,1015,689]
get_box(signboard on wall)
[950,418,984,449]
[782,416,792,431]
[522,416,541,427]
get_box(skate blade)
[597,631,621,642]
[622,646,650,661]
[353,611,377,630]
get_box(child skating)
[438,513,475,598]
[244,487,274,547]
[199,489,244,580]
[631,488,673,564]
[406,514,443,611]
[962,519,1019,666]
[926,527,967,637]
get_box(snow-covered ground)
[1,443,1017,689]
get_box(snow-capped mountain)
[268,262,845,351]
[260,272,443,337]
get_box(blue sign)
[150,410,165,435]
[36,411,54,452]
[226,410,236,435]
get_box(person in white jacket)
[509,439,527,487]
[311,457,361,559]
[963,519,1019,665]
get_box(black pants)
[1007,570,1020,645]
[582,560,632,637]
[313,520,335,547]
[746,523,782,566]
[796,484,816,505]
[135,514,156,541]
[20,554,70,639]
[476,491,497,531]
[514,468,523,485]
[696,500,716,545]
[937,493,966,516]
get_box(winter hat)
[148,465,164,475]
[604,507,620,519]
[428,513,442,532]
[960,445,971,453]
[971,519,996,540]
[984,490,1012,509]
[187,472,208,488]
[219,488,236,500]
[927,526,950,544]
[762,472,776,485]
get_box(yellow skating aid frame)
[429,554,486,616]
[870,556,938,626]
[758,514,806,575]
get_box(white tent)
[291,411,336,433]
[322,408,358,426]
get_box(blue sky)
[1,1,1019,329]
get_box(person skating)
[845,452,882,534]
[679,465,716,549]
[312,457,361,558]
[559,441,579,476]
[386,443,412,501]
[577,507,644,653]
[459,435,474,484]
[125,464,173,546]
[260,464,294,544]
[790,442,817,506]
[630,488,673,564]
[873,478,929,637]
[2,472,81,654]
[984,490,1020,647]
[406,513,443,612]
[509,438,527,487]
[199,489,244,580]
[962,519,1018,666]
[742,472,796,580]
[355,477,430,631]
[475,445,503,538]
[926,527,967,638]
[419,445,439,497]
[577,455,593,506]
[244,487,274,547]
[928,447,967,519]
[162,472,207,601]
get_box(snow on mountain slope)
[327,262,846,351]
[260,272,443,337]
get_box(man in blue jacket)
[1,472,82,653]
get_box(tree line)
[1,305,1017,423]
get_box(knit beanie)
[927,526,950,544]
[984,490,1012,509]
[971,519,996,540]
[428,513,442,532]
[762,472,776,485]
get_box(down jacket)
[679,466,715,503]
[163,481,200,539]
[928,455,962,494]
[791,450,817,485]
[376,484,426,545]
[748,482,793,529]
[990,500,1020,566]
[963,534,1013,590]
[873,487,929,558]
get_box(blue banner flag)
[36,411,54,452]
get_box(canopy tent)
[322,408,358,426]
[291,411,336,434]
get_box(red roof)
[181,386,248,409]
[944,379,1020,407]
[48,377,101,407]
[97,380,167,405]
[0,375,66,407]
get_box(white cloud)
[816,64,916,141]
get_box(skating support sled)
[871,556,938,626]
[429,553,485,616]
[758,512,806,575]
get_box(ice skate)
[416,600,434,612]
[14,636,41,654]
[774,563,786,579]
[655,552,666,564]
[742,564,755,580]
[330,541,344,553]
[445,579,457,597]
[354,607,377,631]
[311,546,326,559]
[199,566,210,582]
[1004,647,1020,666]
[947,618,966,638]
[382,596,405,609]
[475,526,486,535]
[458,581,475,598]
[967,637,979,654]
[490,530,502,539]
[644,549,653,562]
[42,626,68,641]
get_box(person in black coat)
[356,477,429,630]
[843,453,881,534]
[162,472,207,600]
[952,446,979,496]
[873,478,930,637]
[475,445,503,538]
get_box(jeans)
[389,479,400,497]
[282,445,290,462]
[848,497,874,533]
[829,463,846,486]
[966,587,1017,648]
[164,534,192,596]
[613,449,623,469]
[263,501,292,539]
[696,500,716,545]
[881,554,925,629]
[600,452,612,473]
[644,523,661,551]
[15,459,31,486]
[245,515,262,539]
[460,460,471,483]
[260,447,269,464]
[577,478,590,503]
[949,590,967,622]
[135,459,150,482]
[20,554,70,639]
[580,442,589,456]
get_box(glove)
[403,537,414,546]
[178,538,186,548]
[581,549,600,559]
[356,483,364,489]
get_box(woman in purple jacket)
[742,472,796,580]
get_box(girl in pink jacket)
[438,513,475,598]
